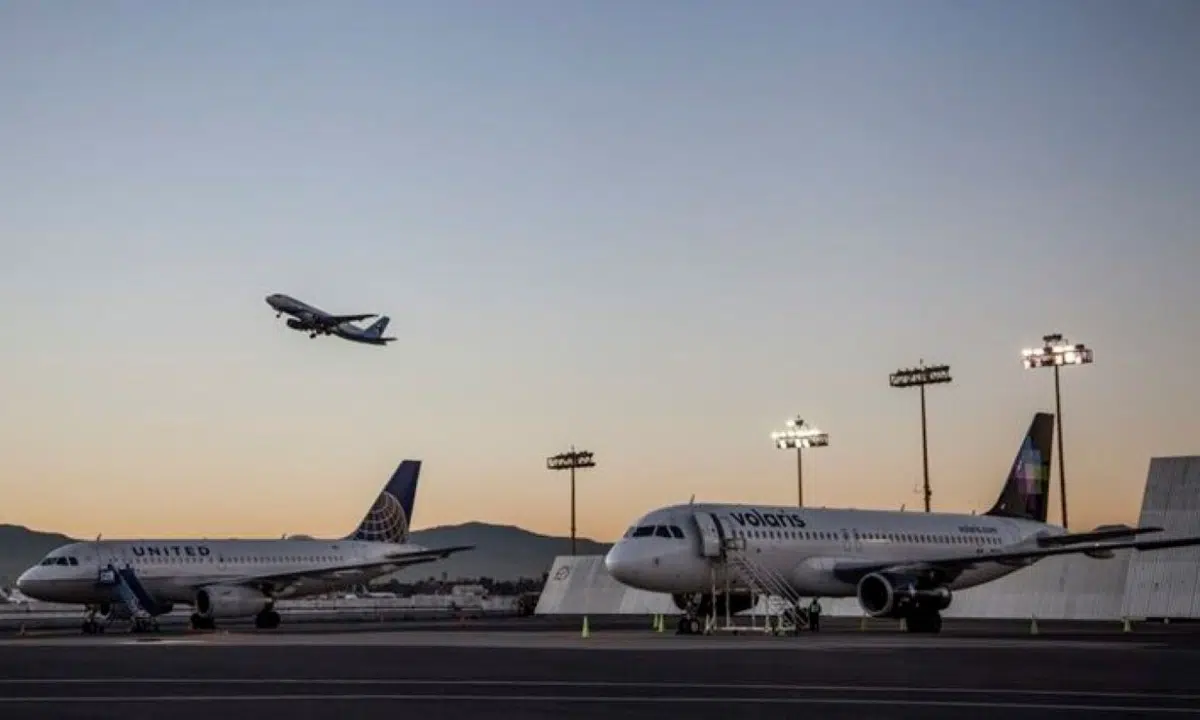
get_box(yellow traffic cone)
[655,614,664,633]
[581,616,590,639]
[1030,616,1038,635]
[859,616,867,631]
[1122,616,1131,633]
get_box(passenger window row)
[734,529,1003,545]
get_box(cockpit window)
[41,556,79,566]
[669,525,685,539]
[654,526,672,538]
[631,526,655,538]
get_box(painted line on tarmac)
[1,679,1196,702]
[0,693,1195,713]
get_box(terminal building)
[536,455,1200,621]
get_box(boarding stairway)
[716,538,807,634]
[95,564,164,631]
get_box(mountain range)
[0,522,612,587]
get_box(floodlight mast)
[888,361,952,513]
[546,446,596,556]
[770,417,829,507]
[1021,333,1093,530]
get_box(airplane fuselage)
[604,502,1064,599]
[17,538,423,607]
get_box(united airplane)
[266,293,392,343]
[16,460,471,634]
[605,413,1200,634]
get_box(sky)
[1,0,1198,543]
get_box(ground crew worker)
[808,597,822,632]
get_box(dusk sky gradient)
[2,0,1198,542]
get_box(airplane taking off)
[16,460,472,634]
[266,293,393,344]
[605,412,1200,634]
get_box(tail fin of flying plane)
[347,460,421,544]
[364,316,390,338]
[984,413,1054,524]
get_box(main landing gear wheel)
[81,619,104,635]
[905,611,943,634]
[190,613,216,631]
[676,616,702,635]
[129,617,159,633]
[254,610,281,630]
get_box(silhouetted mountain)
[407,522,611,582]
[0,522,609,587]
[0,524,75,587]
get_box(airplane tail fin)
[347,460,420,544]
[984,413,1054,524]
[363,316,390,338]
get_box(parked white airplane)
[605,413,1200,634]
[266,292,393,344]
[16,460,471,634]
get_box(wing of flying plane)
[191,545,474,596]
[829,533,1200,587]
[313,313,376,327]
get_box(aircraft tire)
[254,610,281,630]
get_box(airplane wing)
[1036,525,1163,547]
[313,313,377,327]
[193,545,473,595]
[829,534,1200,586]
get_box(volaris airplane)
[604,413,1200,634]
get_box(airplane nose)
[604,543,632,583]
[15,568,32,594]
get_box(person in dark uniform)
[808,597,822,632]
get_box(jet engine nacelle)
[286,318,308,331]
[856,572,952,618]
[194,585,271,619]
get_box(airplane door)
[692,511,724,558]
[840,529,852,553]
[851,529,863,553]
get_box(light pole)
[546,446,596,556]
[1021,333,1093,530]
[771,417,829,507]
[889,361,952,513]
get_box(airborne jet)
[266,293,393,344]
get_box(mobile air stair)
[710,536,809,634]
[95,564,164,633]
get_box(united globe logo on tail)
[352,490,410,544]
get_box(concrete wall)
[538,455,1200,621]
[1122,456,1200,619]
[535,551,1131,620]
